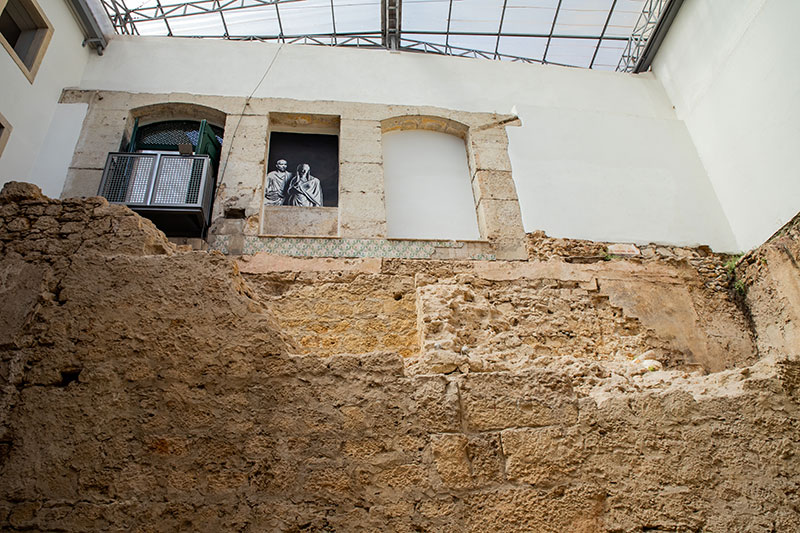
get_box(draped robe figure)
[264,159,291,206]
[286,163,323,207]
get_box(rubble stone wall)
[736,213,800,356]
[1,184,799,532]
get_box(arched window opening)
[98,116,225,238]
[132,120,224,153]
[383,128,481,241]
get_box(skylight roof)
[99,0,666,71]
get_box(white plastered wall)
[0,0,92,197]
[71,35,738,250]
[653,0,800,251]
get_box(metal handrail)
[98,152,215,225]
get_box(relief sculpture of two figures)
[264,159,323,207]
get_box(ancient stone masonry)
[1,183,799,532]
[241,249,754,374]
[735,212,800,356]
[59,89,528,260]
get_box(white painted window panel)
[383,130,481,241]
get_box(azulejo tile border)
[210,235,496,260]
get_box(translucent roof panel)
[99,0,661,70]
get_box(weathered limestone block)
[471,170,518,204]
[476,198,525,240]
[339,120,383,165]
[501,426,584,484]
[411,376,460,432]
[61,168,104,199]
[339,162,385,195]
[261,205,338,237]
[430,432,504,489]
[737,214,800,355]
[458,371,579,431]
[463,484,605,533]
[338,190,387,238]
[469,141,513,174]
[601,278,755,371]
[0,259,47,347]
[340,118,382,142]
[381,115,468,140]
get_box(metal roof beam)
[405,30,628,41]
[108,0,302,23]
[381,0,401,50]
[617,0,684,73]
[493,0,508,60]
[542,0,564,64]
[589,0,617,69]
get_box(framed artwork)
[264,132,339,208]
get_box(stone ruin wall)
[0,182,799,532]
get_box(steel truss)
[99,0,676,71]
[617,0,674,72]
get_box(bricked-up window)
[0,111,11,157]
[383,129,481,240]
[0,0,53,83]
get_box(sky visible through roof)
[101,0,649,70]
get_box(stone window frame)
[0,110,11,157]
[259,112,342,238]
[124,102,228,147]
[380,115,480,240]
[380,115,526,258]
[0,0,54,83]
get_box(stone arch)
[381,113,526,258]
[129,102,227,129]
[122,102,228,145]
[381,115,468,140]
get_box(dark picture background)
[268,132,339,207]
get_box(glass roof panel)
[502,0,558,36]
[591,39,627,70]
[553,0,614,37]
[401,0,449,33]
[403,32,447,47]
[222,9,282,37]
[497,35,547,61]
[331,0,381,34]
[133,19,170,36]
[605,0,646,37]
[446,33,499,56]
[168,12,225,37]
[544,36,597,67]
[448,0,505,34]
[278,0,334,36]
[98,0,664,70]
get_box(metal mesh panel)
[151,156,205,205]
[99,154,156,203]
[137,121,225,148]
[138,121,200,147]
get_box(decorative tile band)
[210,235,496,260]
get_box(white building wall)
[0,0,92,197]
[73,35,737,250]
[653,0,800,251]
